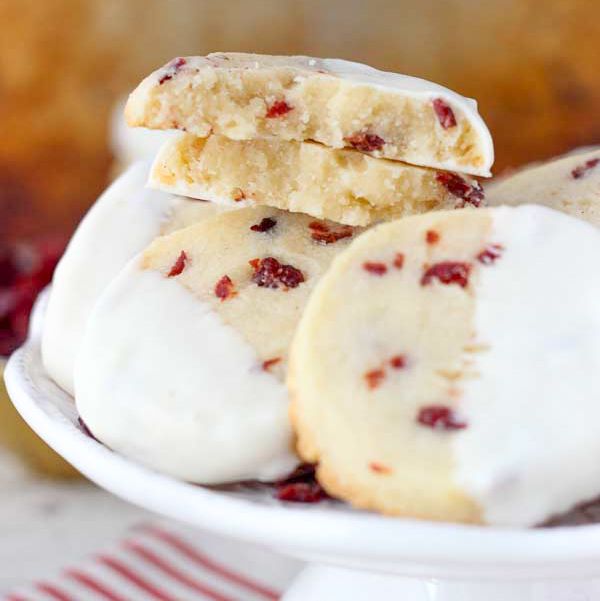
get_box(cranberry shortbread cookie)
[150,133,484,226]
[42,162,221,395]
[488,148,600,226]
[289,205,600,526]
[125,53,494,176]
[75,206,360,483]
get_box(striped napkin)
[5,523,301,601]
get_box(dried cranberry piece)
[477,244,504,265]
[311,227,353,245]
[274,464,329,503]
[158,57,187,85]
[421,261,471,288]
[369,462,392,474]
[251,257,305,289]
[426,230,440,244]
[432,98,457,129]
[250,217,276,233]
[308,221,329,233]
[167,251,188,277]
[571,158,600,179]
[393,253,405,269]
[232,188,246,202]
[266,100,293,118]
[417,405,467,430]
[214,275,236,301]
[364,368,386,390]
[0,249,18,287]
[390,355,406,369]
[436,172,484,208]
[363,262,388,276]
[262,357,281,371]
[345,131,385,153]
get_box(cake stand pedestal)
[6,297,600,600]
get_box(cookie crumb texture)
[150,133,483,226]
[289,206,600,526]
[126,53,493,176]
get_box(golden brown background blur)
[1,0,599,244]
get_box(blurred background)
[0,0,599,590]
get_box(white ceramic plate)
[6,293,600,583]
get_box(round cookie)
[125,53,494,176]
[487,148,600,226]
[75,206,360,483]
[42,162,220,395]
[150,133,484,226]
[289,205,600,527]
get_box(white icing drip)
[75,263,297,483]
[42,163,185,394]
[454,205,600,526]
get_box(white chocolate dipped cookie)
[125,53,494,176]
[487,148,600,226]
[289,205,600,526]
[42,162,221,395]
[150,133,485,226]
[75,206,361,484]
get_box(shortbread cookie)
[289,205,600,526]
[126,53,494,176]
[42,162,220,395]
[487,148,600,226]
[75,206,360,483]
[150,133,485,226]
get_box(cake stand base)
[282,565,600,600]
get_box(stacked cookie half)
[41,54,600,528]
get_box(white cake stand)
[6,296,600,600]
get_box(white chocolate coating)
[42,163,218,394]
[75,261,297,483]
[455,205,600,526]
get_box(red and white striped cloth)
[5,523,301,601]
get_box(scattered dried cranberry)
[369,462,392,474]
[393,253,405,269]
[363,262,388,276]
[426,230,440,244]
[364,368,386,390]
[390,355,406,369]
[248,258,260,270]
[477,244,504,265]
[251,257,305,289]
[311,226,353,245]
[421,261,471,288]
[308,221,329,233]
[274,464,328,503]
[262,357,281,371]
[571,158,600,179]
[167,251,188,277]
[432,98,457,129]
[436,172,484,208]
[417,405,466,430]
[232,188,246,202]
[158,57,187,85]
[250,217,276,233]
[266,100,293,118]
[214,275,236,301]
[345,131,385,153]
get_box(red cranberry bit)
[364,368,386,390]
[571,157,600,179]
[432,98,457,129]
[158,57,187,85]
[308,221,329,233]
[390,355,407,369]
[311,227,353,245]
[275,481,328,503]
[248,258,260,270]
[477,244,504,265]
[363,262,388,276]
[393,253,405,269]
[436,171,484,208]
[345,131,385,153]
[167,251,188,277]
[421,261,471,288]
[214,275,237,301]
[417,405,467,430]
[250,217,277,233]
[251,257,305,289]
[266,100,293,118]
[262,357,281,371]
[426,230,440,245]
[232,188,246,202]
[369,462,392,474]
